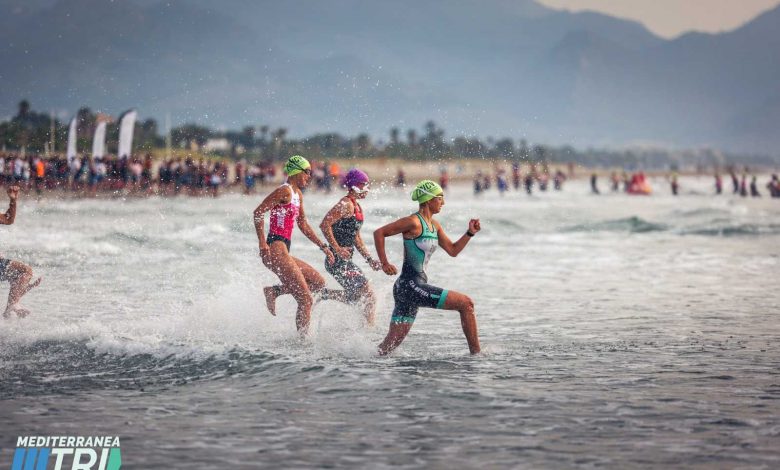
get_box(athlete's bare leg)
[262,243,313,333]
[2,261,41,318]
[263,255,344,314]
[442,290,480,354]
[378,322,413,356]
[293,258,326,292]
[357,285,376,326]
[263,285,283,316]
[264,283,346,313]
[377,290,480,356]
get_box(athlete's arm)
[319,199,352,259]
[355,231,381,270]
[0,186,19,225]
[373,215,419,275]
[298,197,335,263]
[434,218,480,257]
[252,185,291,249]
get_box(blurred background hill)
[1,0,778,155]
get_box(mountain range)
[1,0,778,155]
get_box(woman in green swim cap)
[373,180,482,355]
[253,155,336,334]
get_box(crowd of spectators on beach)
[0,152,283,197]
[0,152,359,198]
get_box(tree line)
[2,100,776,170]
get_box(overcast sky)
[537,0,780,38]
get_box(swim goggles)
[290,164,312,175]
[350,183,370,194]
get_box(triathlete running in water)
[373,180,481,355]
[319,169,382,325]
[253,155,336,333]
[1,186,42,318]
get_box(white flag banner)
[118,109,137,159]
[92,121,107,159]
[66,116,77,163]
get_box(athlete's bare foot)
[3,305,31,318]
[263,286,278,316]
[13,306,31,318]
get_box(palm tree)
[241,126,256,150]
[406,129,417,148]
[389,127,399,145]
[273,127,287,159]
[17,100,31,119]
[356,133,371,155]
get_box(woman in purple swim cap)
[318,168,382,325]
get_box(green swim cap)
[284,155,311,176]
[411,180,443,204]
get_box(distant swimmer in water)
[319,169,382,325]
[0,186,42,318]
[253,155,336,333]
[373,180,481,355]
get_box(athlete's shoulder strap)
[348,196,362,214]
[280,182,295,197]
[414,212,433,233]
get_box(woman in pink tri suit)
[253,155,335,334]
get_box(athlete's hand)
[381,261,397,275]
[468,218,481,235]
[259,242,270,259]
[334,246,351,259]
[323,246,335,265]
[368,259,382,271]
[7,186,20,200]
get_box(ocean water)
[1,176,779,468]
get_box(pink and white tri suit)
[266,183,300,250]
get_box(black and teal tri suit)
[391,213,449,324]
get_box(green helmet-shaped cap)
[284,155,311,176]
[411,179,443,204]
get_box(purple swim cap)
[344,168,369,188]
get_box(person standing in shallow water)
[750,176,761,197]
[319,169,382,326]
[730,170,739,194]
[0,186,42,318]
[670,172,679,196]
[373,180,481,355]
[253,155,336,334]
[590,173,600,194]
[768,174,780,198]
